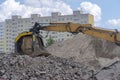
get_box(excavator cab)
[15,23,50,57]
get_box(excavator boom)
[15,22,120,57]
[42,22,120,45]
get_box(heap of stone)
[0,55,94,80]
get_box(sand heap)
[47,33,120,69]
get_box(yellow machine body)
[15,22,120,57]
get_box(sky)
[0,0,120,29]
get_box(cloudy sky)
[0,0,120,29]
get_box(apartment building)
[0,22,5,53]
[4,10,94,53]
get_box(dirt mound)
[47,33,120,69]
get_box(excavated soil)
[47,33,120,69]
[47,33,120,58]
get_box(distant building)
[0,22,5,53]
[4,10,94,53]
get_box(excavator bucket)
[15,34,50,57]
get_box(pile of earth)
[47,33,120,69]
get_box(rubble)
[1,33,120,80]
[0,54,94,80]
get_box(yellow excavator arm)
[41,22,120,45]
[15,22,120,57]
[42,23,92,32]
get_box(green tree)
[46,36,55,47]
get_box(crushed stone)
[0,54,94,80]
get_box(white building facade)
[4,10,94,53]
[0,22,5,53]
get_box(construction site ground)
[1,33,120,80]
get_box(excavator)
[15,22,120,57]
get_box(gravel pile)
[0,55,120,80]
[0,54,95,80]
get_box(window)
[12,19,15,21]
[46,19,48,22]
[62,18,64,21]
[70,18,72,20]
[74,19,79,21]
[84,21,87,23]
[18,21,20,23]
[12,23,17,25]
[81,17,83,19]
[62,38,64,40]
[25,21,28,23]
[67,18,69,20]
[58,18,61,21]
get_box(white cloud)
[24,0,72,15]
[78,2,101,23]
[0,0,72,21]
[108,19,120,27]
